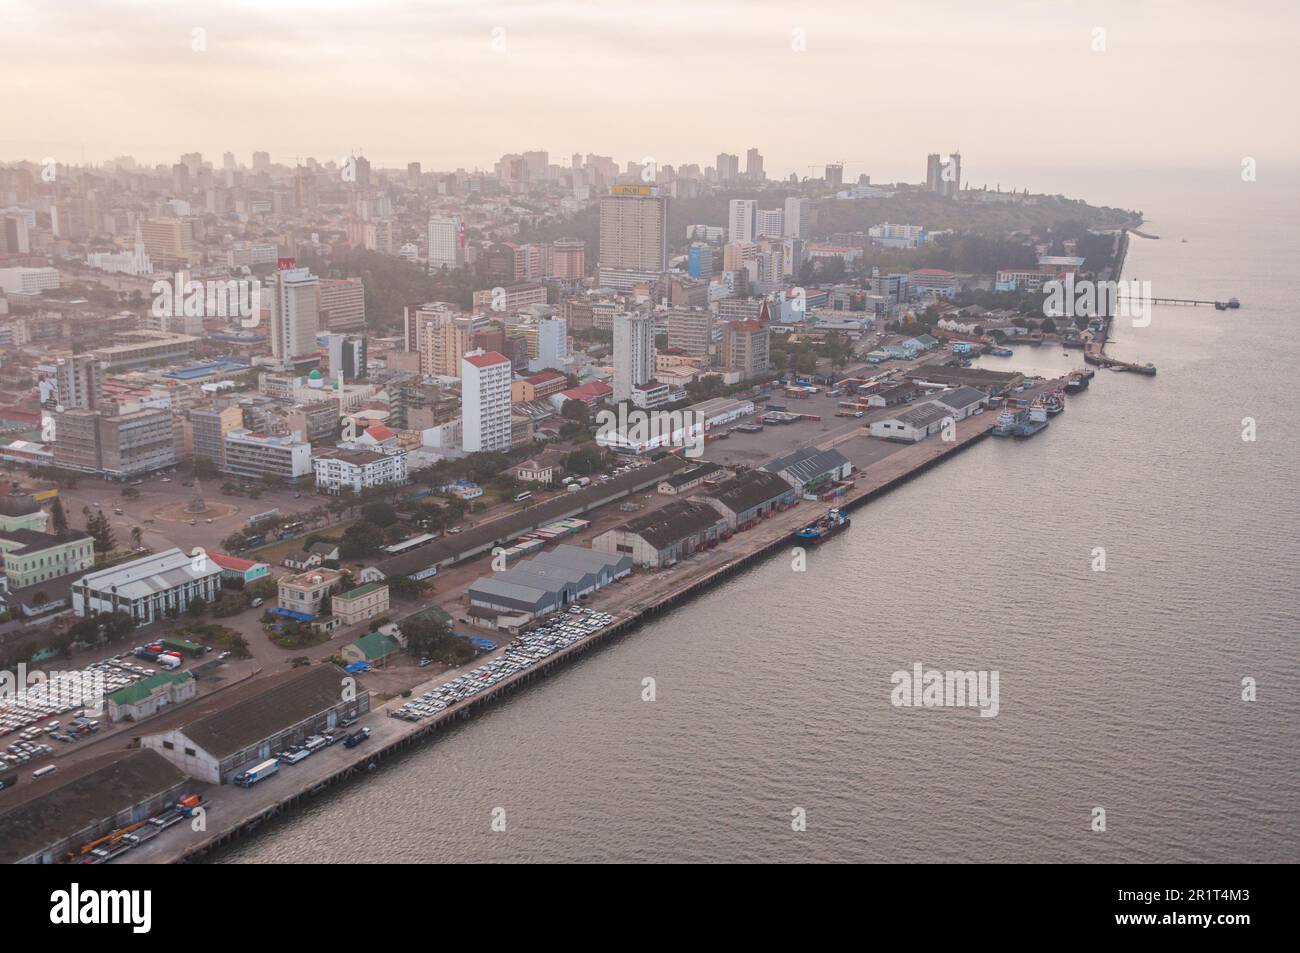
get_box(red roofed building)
[358,423,398,447]
[512,369,568,403]
[461,350,513,452]
[550,379,612,411]
[207,552,270,584]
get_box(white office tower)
[613,313,655,402]
[461,350,513,452]
[728,199,757,243]
[428,215,464,270]
[783,197,805,238]
[755,208,784,239]
[270,267,320,362]
[529,317,570,372]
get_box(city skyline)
[2,0,1298,185]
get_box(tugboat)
[989,346,1014,357]
[792,507,850,546]
[1043,390,1065,415]
[1013,401,1049,437]
[1063,373,1090,394]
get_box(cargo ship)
[1063,373,1091,394]
[792,507,850,545]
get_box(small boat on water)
[1043,391,1065,415]
[989,346,1014,357]
[792,507,850,545]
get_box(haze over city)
[3,0,1298,184]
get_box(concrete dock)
[122,380,1065,864]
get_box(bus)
[32,765,57,780]
[513,491,533,503]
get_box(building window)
[163,740,174,750]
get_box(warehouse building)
[761,446,853,493]
[592,498,728,568]
[107,670,197,722]
[700,469,798,530]
[933,385,986,420]
[0,749,189,864]
[869,402,953,442]
[140,665,369,783]
[467,544,632,620]
[657,460,726,495]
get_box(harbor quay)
[121,380,1067,864]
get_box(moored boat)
[792,507,850,545]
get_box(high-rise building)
[597,187,668,290]
[824,163,844,188]
[926,152,961,199]
[783,197,805,238]
[549,238,586,280]
[529,317,569,372]
[667,309,713,359]
[745,148,765,182]
[756,208,784,239]
[328,334,368,381]
[613,313,656,402]
[716,153,740,184]
[427,215,465,270]
[723,320,771,379]
[53,354,103,411]
[687,244,715,279]
[53,407,178,478]
[407,161,422,184]
[728,199,758,244]
[270,267,320,362]
[190,403,243,470]
[139,218,195,266]
[461,350,513,453]
[318,278,366,332]
[252,151,271,171]
[413,305,478,377]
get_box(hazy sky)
[2,0,1296,190]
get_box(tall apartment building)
[783,197,805,238]
[318,278,366,332]
[755,208,784,240]
[728,199,758,244]
[597,187,668,291]
[53,407,178,478]
[825,163,844,188]
[926,152,961,199]
[270,267,320,362]
[461,350,513,453]
[613,313,656,402]
[53,354,103,411]
[427,215,465,270]
[716,153,740,184]
[745,147,765,182]
[414,305,479,378]
[327,333,367,381]
[190,403,243,470]
[723,321,771,379]
[667,310,714,360]
[529,317,569,372]
[549,238,586,279]
[139,218,195,266]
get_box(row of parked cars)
[392,607,616,722]
[0,654,152,739]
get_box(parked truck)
[157,654,182,671]
[232,758,280,788]
[343,727,371,749]
[161,637,205,658]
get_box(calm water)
[220,172,1298,863]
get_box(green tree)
[50,497,70,536]
[339,522,384,559]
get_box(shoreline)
[128,391,1059,864]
